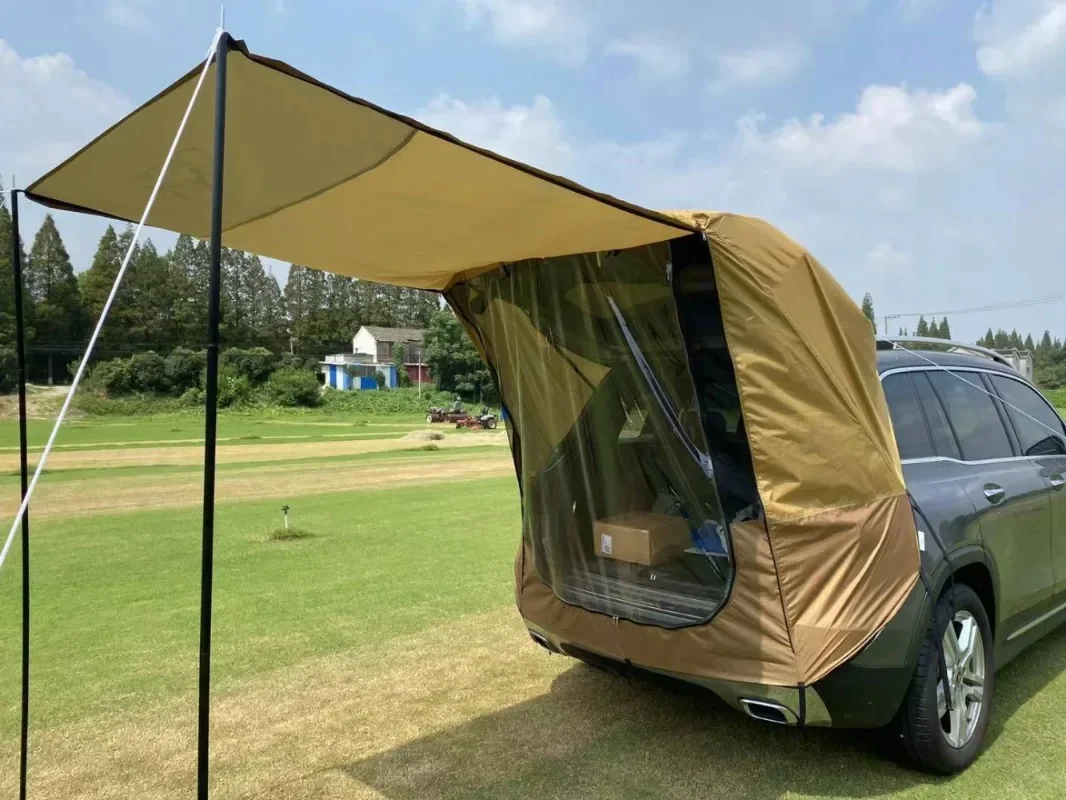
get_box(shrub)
[73,393,187,416]
[127,351,168,393]
[180,386,205,407]
[277,352,320,372]
[165,348,206,394]
[217,373,255,408]
[88,357,133,396]
[266,368,321,407]
[220,347,277,385]
[320,386,453,415]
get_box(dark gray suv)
[821,345,1066,773]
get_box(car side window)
[927,371,1014,461]
[882,374,934,460]
[912,372,962,460]
[990,375,1066,457]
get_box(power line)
[887,290,1066,320]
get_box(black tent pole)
[11,186,31,800]
[197,32,230,800]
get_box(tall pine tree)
[26,215,85,382]
[860,293,875,331]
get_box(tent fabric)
[458,213,918,687]
[25,38,690,290]
[26,37,919,689]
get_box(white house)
[321,326,429,390]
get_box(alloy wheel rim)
[937,609,986,748]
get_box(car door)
[988,373,1066,605]
[926,369,1054,632]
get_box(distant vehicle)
[456,412,498,430]
[426,407,471,424]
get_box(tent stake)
[198,31,230,800]
[10,183,31,800]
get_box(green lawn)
[0,414,1064,798]
[0,413,427,452]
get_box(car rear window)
[990,375,1066,457]
[911,372,962,460]
[882,374,934,460]
[927,371,1013,461]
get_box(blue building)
[320,326,427,390]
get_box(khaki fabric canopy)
[27,39,919,688]
[26,39,690,290]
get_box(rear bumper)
[524,579,930,729]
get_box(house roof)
[361,326,425,344]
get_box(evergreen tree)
[1024,334,1035,351]
[980,328,994,347]
[0,184,33,392]
[1040,331,1053,351]
[860,293,875,330]
[915,316,930,337]
[26,214,85,382]
[1008,329,1023,349]
[168,233,204,345]
[938,317,951,340]
[993,329,1010,349]
[423,308,494,401]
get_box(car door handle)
[1051,475,1066,489]
[983,484,1005,503]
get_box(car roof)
[876,348,1024,379]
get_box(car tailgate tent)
[25,39,919,688]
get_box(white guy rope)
[0,27,225,575]
[877,337,1066,442]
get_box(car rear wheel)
[895,583,994,774]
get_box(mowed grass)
[0,413,428,452]
[0,417,1064,798]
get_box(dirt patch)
[0,386,72,420]
[0,452,514,520]
[0,431,508,473]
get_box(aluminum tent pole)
[197,31,230,800]
[10,184,31,800]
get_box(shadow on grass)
[341,624,1066,800]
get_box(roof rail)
[876,335,1013,368]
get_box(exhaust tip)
[528,630,558,653]
[740,698,796,726]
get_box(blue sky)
[2,0,1065,342]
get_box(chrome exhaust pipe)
[740,698,797,726]
[528,630,558,653]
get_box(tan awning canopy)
[26,38,693,290]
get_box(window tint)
[927,371,1013,461]
[912,372,961,459]
[990,375,1066,457]
[882,374,934,460]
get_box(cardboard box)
[594,512,691,566]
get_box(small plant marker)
[281,504,290,530]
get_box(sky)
[1,0,1064,343]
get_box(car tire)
[895,582,994,774]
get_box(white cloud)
[711,43,809,94]
[106,0,152,31]
[453,0,863,87]
[738,83,984,171]
[0,39,131,182]
[605,36,690,80]
[418,93,574,172]
[459,0,587,66]
[976,1,1066,78]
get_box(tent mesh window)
[450,240,759,628]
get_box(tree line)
[0,192,440,392]
[861,293,1066,389]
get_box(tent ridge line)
[222,128,417,235]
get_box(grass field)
[0,412,1065,798]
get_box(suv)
[835,345,1066,772]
